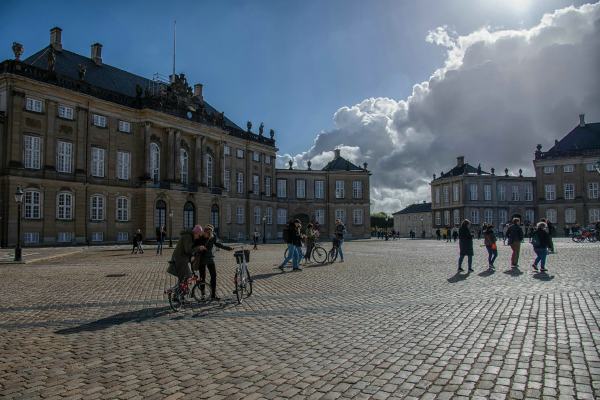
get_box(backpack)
[282,227,290,243]
[531,231,541,248]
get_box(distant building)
[533,114,600,231]
[392,202,432,237]
[430,156,536,230]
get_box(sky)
[1,0,598,213]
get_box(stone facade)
[0,29,370,247]
[392,202,432,237]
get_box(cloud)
[279,2,600,214]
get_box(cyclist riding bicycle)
[192,224,233,301]
[168,225,204,284]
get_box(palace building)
[0,27,370,247]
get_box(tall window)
[205,154,213,187]
[183,202,195,230]
[353,209,363,225]
[118,120,131,133]
[23,190,41,219]
[224,169,231,192]
[469,184,478,201]
[470,209,480,224]
[117,151,130,180]
[116,196,129,222]
[588,182,599,199]
[277,208,287,225]
[315,180,325,199]
[224,145,230,156]
[335,181,345,199]
[264,154,271,164]
[498,209,508,226]
[435,188,440,204]
[435,212,441,226]
[180,149,189,185]
[443,186,449,204]
[56,192,73,220]
[315,209,325,225]
[589,209,600,224]
[525,183,533,201]
[150,143,160,183]
[58,232,74,243]
[352,181,363,199]
[335,209,345,223]
[210,204,219,229]
[26,97,43,112]
[544,184,556,201]
[453,209,460,225]
[484,209,493,224]
[56,141,73,173]
[252,152,260,162]
[266,207,273,225]
[511,185,519,201]
[254,206,261,225]
[58,104,74,120]
[586,163,596,172]
[563,164,574,173]
[498,184,506,201]
[564,183,575,200]
[565,208,576,224]
[23,135,41,169]
[90,195,105,221]
[236,149,244,159]
[265,176,272,197]
[226,205,232,224]
[545,208,557,224]
[484,184,492,201]
[155,200,167,228]
[236,207,244,224]
[253,174,260,194]
[444,210,450,226]
[92,114,107,127]
[525,209,535,224]
[236,172,244,194]
[91,147,105,177]
[277,179,287,198]
[296,179,306,198]
[453,184,460,202]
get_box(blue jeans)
[486,246,498,266]
[156,240,163,255]
[337,239,344,261]
[281,243,300,269]
[534,247,547,269]
[458,254,472,270]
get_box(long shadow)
[478,268,495,277]
[447,271,470,283]
[304,262,331,269]
[533,272,555,281]
[503,267,523,277]
[252,271,283,281]
[55,306,171,335]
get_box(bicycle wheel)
[191,281,208,303]
[312,246,327,263]
[168,287,184,312]
[244,267,253,297]
[328,247,338,263]
[235,270,244,304]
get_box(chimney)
[50,27,62,51]
[457,156,464,167]
[334,149,341,159]
[91,43,102,66]
[579,114,585,128]
[194,84,203,102]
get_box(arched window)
[56,191,74,220]
[180,149,189,185]
[90,194,105,221]
[205,154,213,188]
[116,196,129,222]
[210,204,219,228]
[183,202,195,230]
[150,143,160,184]
[155,200,167,229]
[23,189,42,219]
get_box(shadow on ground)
[503,267,523,277]
[55,306,172,334]
[478,268,495,277]
[533,272,555,281]
[447,271,470,283]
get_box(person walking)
[169,225,203,285]
[436,228,441,241]
[156,225,166,255]
[458,219,474,272]
[531,221,552,272]
[252,229,260,250]
[132,229,144,254]
[304,223,317,264]
[279,219,302,271]
[502,223,509,245]
[192,224,233,301]
[545,219,555,253]
[506,217,524,268]
[452,226,459,242]
[483,224,498,269]
[334,218,346,262]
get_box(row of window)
[223,206,364,226]
[22,231,130,245]
[22,190,130,222]
[26,97,132,132]
[435,209,536,227]
[544,183,598,201]
[434,183,534,204]
[223,145,272,164]
[275,179,363,199]
[543,164,598,174]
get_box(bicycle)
[164,273,208,312]
[572,229,597,243]
[328,237,340,263]
[233,248,253,304]
[284,242,328,264]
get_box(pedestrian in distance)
[132,229,144,254]
[436,228,441,241]
[252,229,260,250]
[334,218,346,262]
[156,225,166,255]
[502,223,509,245]
[506,217,524,268]
[192,224,233,301]
[304,223,317,264]
[457,219,474,272]
[279,219,302,271]
[531,221,552,273]
[452,227,459,242]
[483,223,498,269]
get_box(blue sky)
[0,0,588,157]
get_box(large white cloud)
[279,2,600,214]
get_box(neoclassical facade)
[0,28,370,246]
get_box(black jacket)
[194,236,232,264]
[506,224,524,244]
[532,228,551,249]
[458,225,474,256]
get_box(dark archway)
[155,200,167,229]
[210,204,219,230]
[183,201,195,230]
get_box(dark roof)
[437,163,489,180]
[22,46,243,131]
[545,122,600,155]
[322,156,364,171]
[393,202,432,215]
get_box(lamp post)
[14,187,24,262]
[420,217,424,238]
[168,210,173,248]
[262,215,267,244]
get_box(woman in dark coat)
[192,224,233,301]
[458,219,474,272]
[531,221,552,272]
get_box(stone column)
[167,128,175,182]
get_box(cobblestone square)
[0,238,599,399]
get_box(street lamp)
[14,187,24,262]
[168,210,174,248]
[420,217,424,238]
[262,215,267,244]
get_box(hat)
[205,224,214,231]
[192,225,203,235]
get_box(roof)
[545,122,600,155]
[321,155,364,171]
[393,202,432,215]
[22,46,243,131]
[436,163,489,180]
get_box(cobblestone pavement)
[1,238,599,399]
